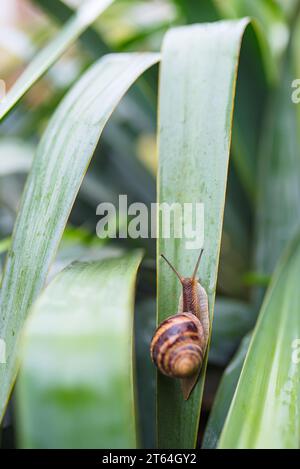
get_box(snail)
[150,249,209,400]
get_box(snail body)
[150,250,209,400]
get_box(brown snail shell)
[150,312,205,378]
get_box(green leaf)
[157,18,258,449]
[203,333,251,449]
[16,251,143,448]
[0,0,114,120]
[0,52,159,421]
[219,234,300,449]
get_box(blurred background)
[1,0,300,449]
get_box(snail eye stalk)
[160,254,183,283]
[192,248,204,280]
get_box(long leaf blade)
[157,18,252,449]
[219,235,300,449]
[17,251,143,448]
[0,52,159,421]
[156,18,270,449]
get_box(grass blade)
[0,52,159,421]
[0,0,114,120]
[17,251,143,448]
[157,18,256,448]
[219,234,300,448]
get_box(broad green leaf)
[0,52,159,421]
[219,234,300,449]
[157,18,261,449]
[17,251,143,448]
[203,334,251,448]
[0,0,114,120]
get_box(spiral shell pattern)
[150,312,205,378]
